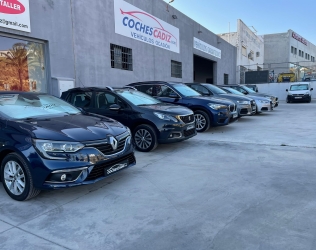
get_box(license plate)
[233,113,238,118]
[105,159,129,176]
[186,124,195,131]
[295,97,302,99]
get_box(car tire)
[308,97,311,103]
[194,110,210,132]
[133,124,158,152]
[1,153,40,201]
[286,96,291,103]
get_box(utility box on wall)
[51,77,75,97]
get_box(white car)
[286,82,313,103]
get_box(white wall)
[255,82,316,100]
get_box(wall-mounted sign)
[0,0,30,32]
[114,0,180,53]
[193,37,221,59]
[292,32,307,46]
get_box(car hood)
[14,113,127,142]
[139,103,193,115]
[247,93,276,98]
[189,95,235,105]
[288,90,309,95]
[218,93,253,102]
[247,95,270,101]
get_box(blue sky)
[164,0,316,45]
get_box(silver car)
[222,87,272,113]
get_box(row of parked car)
[0,82,278,201]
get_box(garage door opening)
[193,55,215,84]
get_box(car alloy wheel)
[134,124,158,152]
[1,153,40,201]
[194,110,210,132]
[4,161,26,196]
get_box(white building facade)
[264,30,316,81]
[218,19,264,84]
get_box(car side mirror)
[311,88,313,91]
[109,104,121,111]
[286,89,288,92]
[169,93,179,98]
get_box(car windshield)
[290,84,309,91]
[173,84,201,97]
[0,93,80,119]
[223,87,245,96]
[203,84,227,94]
[242,85,256,93]
[116,90,161,105]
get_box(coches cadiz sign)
[0,0,30,32]
[114,0,180,53]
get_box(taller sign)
[114,0,180,53]
[0,0,30,32]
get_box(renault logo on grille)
[108,136,118,150]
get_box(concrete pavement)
[1,101,316,250]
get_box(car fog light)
[61,174,67,181]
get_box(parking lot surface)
[1,101,316,250]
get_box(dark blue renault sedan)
[0,92,135,201]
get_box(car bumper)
[158,121,197,143]
[20,138,135,190]
[256,102,272,112]
[208,109,230,127]
[287,95,311,102]
[237,104,255,116]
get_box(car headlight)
[208,103,228,110]
[34,140,84,159]
[305,92,310,95]
[237,100,250,104]
[154,112,178,122]
[259,100,270,104]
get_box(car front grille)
[179,114,195,124]
[84,133,130,155]
[229,104,236,112]
[184,128,195,137]
[293,94,304,96]
[86,153,136,181]
[240,108,248,115]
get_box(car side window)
[191,85,210,95]
[133,85,154,96]
[69,92,92,108]
[155,85,178,98]
[96,92,127,109]
[237,87,247,94]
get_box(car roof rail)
[105,86,114,91]
[123,86,137,91]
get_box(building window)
[224,74,229,85]
[291,46,294,53]
[302,51,304,58]
[171,60,182,78]
[256,52,260,57]
[294,48,297,54]
[248,51,254,61]
[110,44,133,71]
[0,36,47,92]
[299,50,301,57]
[242,46,247,57]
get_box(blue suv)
[128,82,237,132]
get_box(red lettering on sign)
[0,0,25,14]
